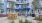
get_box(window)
[21,0,23,3]
[7,2,12,8]
[16,0,24,3]
[1,9,4,13]
[16,0,19,1]
[0,4,3,8]
[16,4,19,8]
[21,4,26,8]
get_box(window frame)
[1,9,4,13]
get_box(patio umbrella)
[15,8,23,11]
[15,8,23,16]
[23,7,30,16]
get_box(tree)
[10,2,14,12]
[32,0,40,10]
[8,1,15,13]
[11,2,14,10]
[21,3,29,8]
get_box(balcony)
[15,1,28,4]
[7,0,16,2]
[15,0,28,4]
[7,1,15,8]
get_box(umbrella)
[23,7,30,16]
[15,8,23,11]
[23,7,30,11]
[15,8,23,16]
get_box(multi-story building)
[7,0,15,13]
[7,0,29,8]
[15,0,33,8]
[15,0,29,8]
[0,0,33,14]
[39,0,42,8]
[0,0,7,14]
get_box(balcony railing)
[15,1,28,4]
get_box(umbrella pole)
[25,10,27,19]
[20,10,21,16]
[26,10,27,17]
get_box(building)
[0,0,33,14]
[0,0,7,14]
[15,0,28,8]
[7,0,15,13]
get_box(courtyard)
[0,16,40,23]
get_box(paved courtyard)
[0,16,38,23]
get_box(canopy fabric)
[15,8,23,10]
[15,7,30,11]
[23,7,30,11]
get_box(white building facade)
[0,0,33,14]
[0,0,7,14]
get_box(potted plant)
[19,19,23,23]
[11,20,14,23]
[30,14,32,16]
[24,19,32,23]
[24,19,28,23]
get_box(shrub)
[19,19,23,23]
[11,20,14,23]
[24,19,28,23]
[30,14,32,16]
[24,19,32,23]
